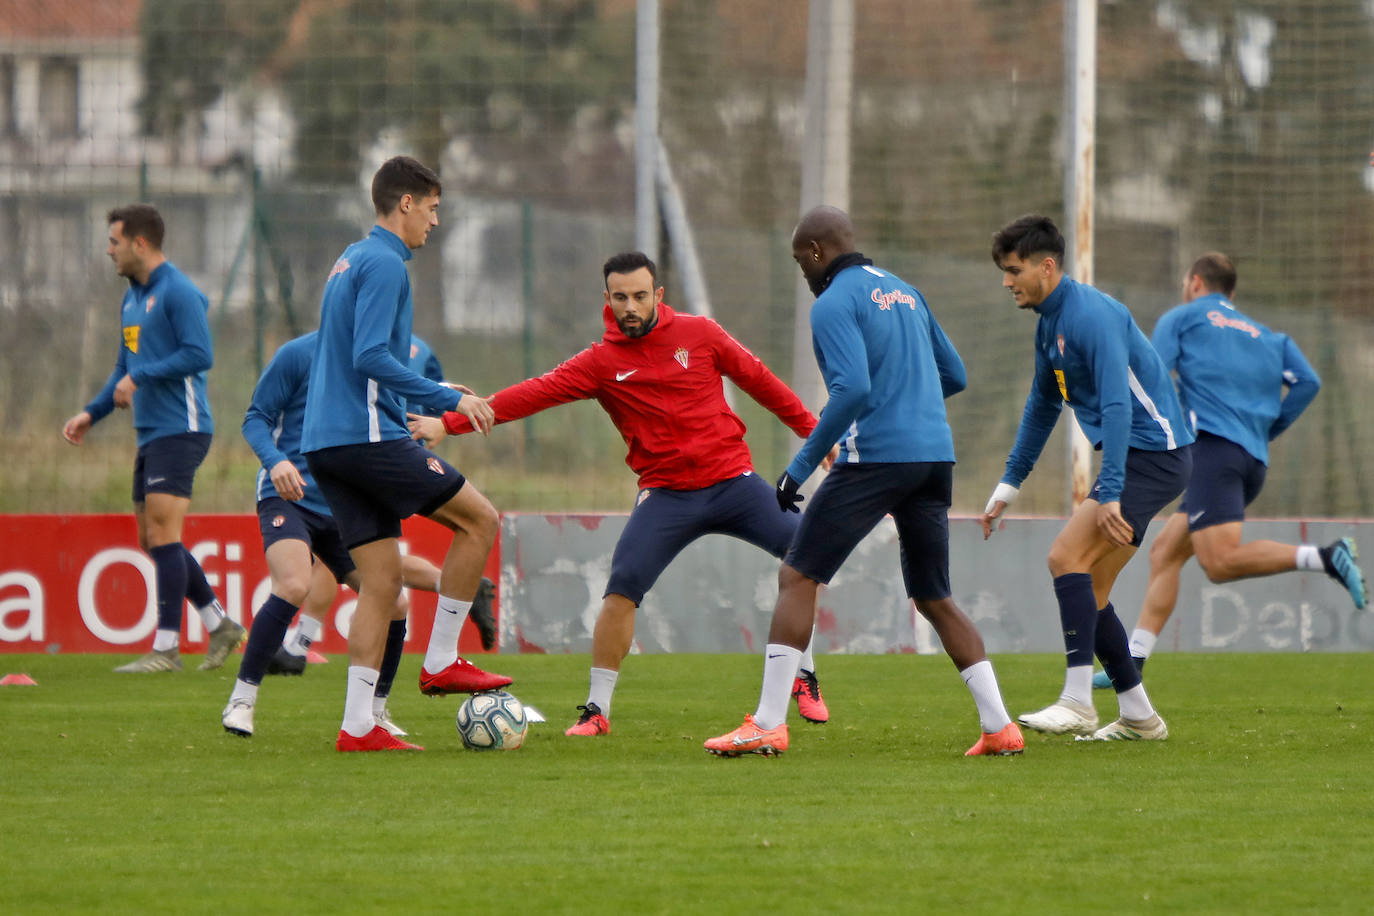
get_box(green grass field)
[2,651,1369,914]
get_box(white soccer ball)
[456,690,529,750]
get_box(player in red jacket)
[410,251,837,736]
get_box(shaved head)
[792,205,856,253]
[791,205,859,296]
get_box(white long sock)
[287,616,324,655]
[1060,665,1093,707]
[800,625,817,674]
[229,679,259,705]
[423,594,471,673]
[587,667,619,717]
[1117,683,1156,721]
[753,644,802,730]
[1296,545,1322,571]
[196,600,226,630]
[153,629,179,651]
[341,665,380,737]
[959,660,1012,733]
[1129,628,1158,660]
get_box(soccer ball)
[455,690,529,750]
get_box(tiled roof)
[0,0,141,39]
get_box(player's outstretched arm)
[442,351,601,436]
[454,393,495,435]
[712,321,816,437]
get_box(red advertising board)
[0,514,499,655]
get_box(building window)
[38,57,79,137]
[0,57,16,136]
[0,196,18,306]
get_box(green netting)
[2,1,1370,516]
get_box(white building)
[0,0,289,312]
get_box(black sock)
[150,543,188,634]
[1053,573,1097,668]
[1096,602,1142,691]
[181,545,218,610]
[237,595,298,685]
[376,620,408,700]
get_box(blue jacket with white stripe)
[85,261,214,447]
[786,260,965,484]
[1001,275,1192,503]
[242,332,335,519]
[1151,293,1319,466]
[301,226,460,453]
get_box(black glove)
[775,471,803,513]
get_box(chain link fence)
[2,0,1371,517]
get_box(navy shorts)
[132,432,212,502]
[1088,446,1193,547]
[605,472,797,605]
[304,438,465,550]
[1179,431,1266,532]
[256,496,356,582]
[785,462,953,601]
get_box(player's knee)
[373,580,404,607]
[1197,555,1236,584]
[1194,545,1238,583]
[469,501,499,546]
[1199,561,1228,583]
[1046,548,1075,578]
[274,575,311,607]
[601,595,637,621]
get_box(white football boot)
[222,699,255,737]
[1017,700,1098,736]
[1077,713,1168,742]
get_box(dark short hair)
[1188,252,1237,297]
[107,204,165,249]
[371,156,442,215]
[602,251,657,288]
[991,214,1065,267]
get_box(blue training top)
[407,333,448,418]
[1002,275,1192,503]
[85,261,214,447]
[1151,292,1319,465]
[301,226,460,452]
[786,261,966,484]
[242,332,334,518]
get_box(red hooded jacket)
[442,304,816,490]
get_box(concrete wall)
[497,513,1374,655]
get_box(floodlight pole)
[635,0,660,261]
[792,0,854,412]
[1063,0,1096,509]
